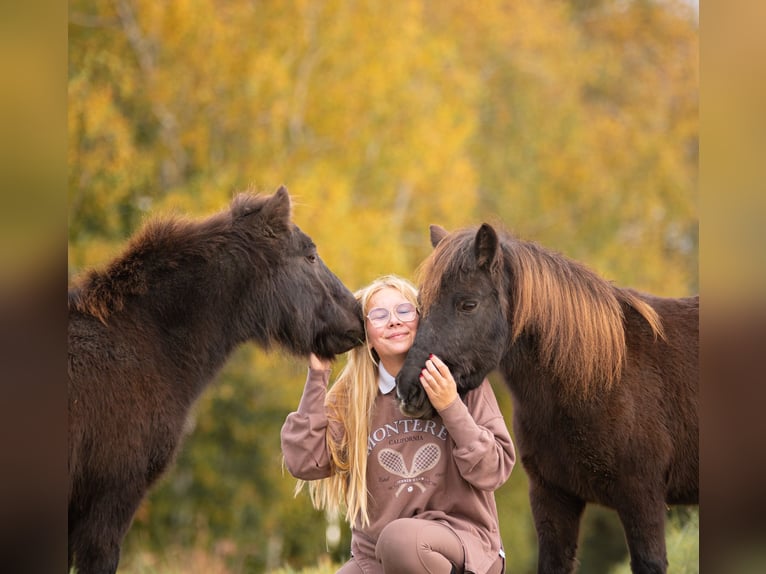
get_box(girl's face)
[365,287,419,364]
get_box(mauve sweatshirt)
[281,367,516,574]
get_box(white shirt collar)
[378,362,396,395]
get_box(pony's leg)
[70,486,144,574]
[615,499,668,574]
[529,479,585,574]
[72,526,122,574]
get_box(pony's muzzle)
[396,385,436,420]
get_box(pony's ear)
[262,185,292,222]
[474,223,499,269]
[253,185,292,235]
[430,225,449,248]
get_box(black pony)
[396,224,698,574]
[68,187,364,574]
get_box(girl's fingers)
[421,360,457,411]
[423,363,443,387]
[426,355,453,384]
[420,368,434,385]
[424,359,439,376]
[428,354,447,376]
[309,353,331,370]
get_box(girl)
[281,275,515,573]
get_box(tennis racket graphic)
[377,443,441,496]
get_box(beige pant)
[336,518,504,574]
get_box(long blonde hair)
[294,275,419,528]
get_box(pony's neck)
[500,338,561,402]
[131,256,252,382]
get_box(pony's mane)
[418,227,664,397]
[69,208,233,324]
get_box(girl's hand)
[309,353,332,371]
[419,354,458,411]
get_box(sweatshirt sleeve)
[280,367,334,480]
[437,379,516,491]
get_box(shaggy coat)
[396,223,698,574]
[68,187,364,574]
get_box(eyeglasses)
[366,302,418,328]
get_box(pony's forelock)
[416,228,475,314]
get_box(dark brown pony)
[396,224,698,574]
[68,187,364,574]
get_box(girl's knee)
[376,518,415,566]
[376,519,459,573]
[376,519,421,570]
[378,518,417,549]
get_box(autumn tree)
[68,0,697,571]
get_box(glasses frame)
[366,302,418,328]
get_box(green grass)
[268,564,339,574]
[115,509,699,573]
[117,548,341,574]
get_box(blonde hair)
[294,275,419,528]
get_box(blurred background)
[67,0,699,572]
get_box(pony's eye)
[306,254,318,263]
[458,300,478,312]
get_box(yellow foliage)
[69,1,698,570]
